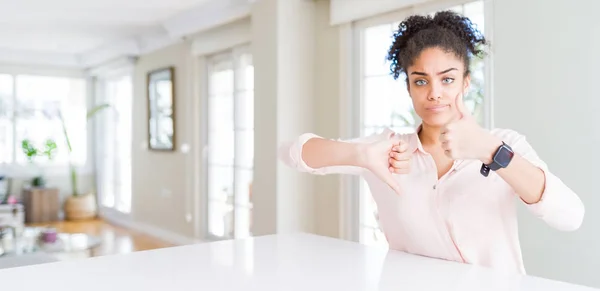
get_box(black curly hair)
[386,10,488,81]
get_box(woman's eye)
[415,80,427,86]
[443,77,455,84]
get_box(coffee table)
[0,227,102,268]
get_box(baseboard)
[99,209,204,246]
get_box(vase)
[64,193,97,220]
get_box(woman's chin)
[421,115,453,127]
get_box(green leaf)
[87,103,110,120]
[21,139,38,162]
[43,139,57,160]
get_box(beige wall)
[252,0,317,236]
[131,42,196,238]
[313,0,342,238]
[128,18,254,241]
[126,0,344,240]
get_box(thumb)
[389,132,402,145]
[395,139,409,152]
[455,92,471,120]
[382,172,403,196]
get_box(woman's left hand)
[439,93,502,164]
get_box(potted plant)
[21,138,58,188]
[61,103,110,220]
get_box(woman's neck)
[418,124,442,147]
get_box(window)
[96,75,133,213]
[0,74,87,167]
[205,45,254,240]
[0,75,13,164]
[356,1,487,248]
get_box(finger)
[444,149,452,158]
[442,123,452,133]
[454,91,471,120]
[439,132,449,143]
[389,151,411,160]
[389,158,410,169]
[389,132,402,143]
[393,140,409,152]
[392,167,410,174]
[440,140,451,151]
[391,142,408,154]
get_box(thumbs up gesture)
[440,92,499,162]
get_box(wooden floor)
[27,219,174,257]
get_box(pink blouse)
[278,127,584,274]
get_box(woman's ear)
[463,74,471,95]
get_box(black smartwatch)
[480,141,514,177]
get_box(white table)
[0,233,596,290]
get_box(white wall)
[492,0,599,287]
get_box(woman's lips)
[426,104,450,112]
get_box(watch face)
[494,145,514,167]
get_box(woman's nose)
[427,83,442,100]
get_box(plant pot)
[64,193,97,221]
[31,176,46,188]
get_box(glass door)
[205,45,254,240]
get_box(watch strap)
[481,141,512,177]
[480,163,491,177]
[487,158,503,171]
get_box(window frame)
[202,43,254,241]
[342,0,495,245]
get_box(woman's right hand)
[357,133,410,195]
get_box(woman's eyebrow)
[410,68,458,76]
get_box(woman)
[278,10,584,274]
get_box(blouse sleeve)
[278,129,393,176]
[500,129,585,231]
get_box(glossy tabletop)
[0,233,596,290]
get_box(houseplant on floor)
[61,103,110,220]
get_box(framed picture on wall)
[147,66,176,151]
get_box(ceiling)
[0,0,249,69]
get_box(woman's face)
[406,47,470,128]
